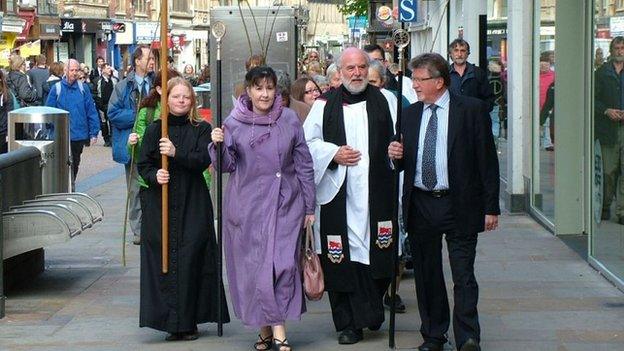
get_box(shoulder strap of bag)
[146,107,156,124]
[305,223,315,252]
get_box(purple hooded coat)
[209,94,315,327]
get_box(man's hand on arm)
[388,141,403,160]
[333,145,361,166]
[484,215,498,231]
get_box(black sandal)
[254,333,273,350]
[273,338,292,351]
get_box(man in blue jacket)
[46,58,100,189]
[108,45,153,245]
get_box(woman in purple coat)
[209,66,315,351]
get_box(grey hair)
[368,60,386,84]
[335,48,371,70]
[312,74,328,85]
[325,63,338,79]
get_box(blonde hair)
[9,54,25,71]
[167,77,202,124]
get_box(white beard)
[343,77,369,94]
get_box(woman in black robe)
[138,77,229,341]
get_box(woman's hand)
[128,132,139,145]
[156,169,169,184]
[303,214,315,228]
[159,137,176,157]
[211,126,224,143]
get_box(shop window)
[592,0,624,285]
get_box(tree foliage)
[337,0,369,17]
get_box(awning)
[14,40,41,57]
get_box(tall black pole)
[389,27,410,350]
[211,21,226,338]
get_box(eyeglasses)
[411,76,437,83]
[305,89,321,95]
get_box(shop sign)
[61,19,84,33]
[41,24,60,36]
[135,22,160,43]
[487,28,507,35]
[101,22,112,33]
[113,23,126,33]
[347,16,368,29]
[82,19,110,33]
[399,0,418,22]
[610,16,624,36]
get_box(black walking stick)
[211,21,226,337]
[389,28,410,350]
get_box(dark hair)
[139,69,182,109]
[198,67,210,84]
[290,77,321,102]
[244,66,277,89]
[0,70,8,104]
[610,36,624,56]
[449,38,471,55]
[96,56,105,63]
[539,51,551,63]
[409,53,451,87]
[363,44,385,58]
[35,54,46,66]
[131,45,150,68]
[245,54,266,71]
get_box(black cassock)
[138,114,230,333]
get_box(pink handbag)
[301,224,324,301]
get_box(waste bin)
[7,106,71,194]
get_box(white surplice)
[303,92,397,265]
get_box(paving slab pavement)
[1,160,624,350]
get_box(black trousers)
[100,110,111,142]
[407,190,480,348]
[0,133,7,154]
[327,262,390,332]
[70,140,88,184]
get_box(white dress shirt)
[414,89,450,190]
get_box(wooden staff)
[160,0,169,274]
[389,28,410,349]
[211,20,226,338]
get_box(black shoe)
[383,293,406,313]
[182,328,199,341]
[368,323,382,331]
[460,338,480,351]
[338,329,363,345]
[418,341,443,351]
[165,332,183,341]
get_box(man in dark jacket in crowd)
[448,39,495,112]
[595,36,624,223]
[94,63,118,147]
[27,54,50,105]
